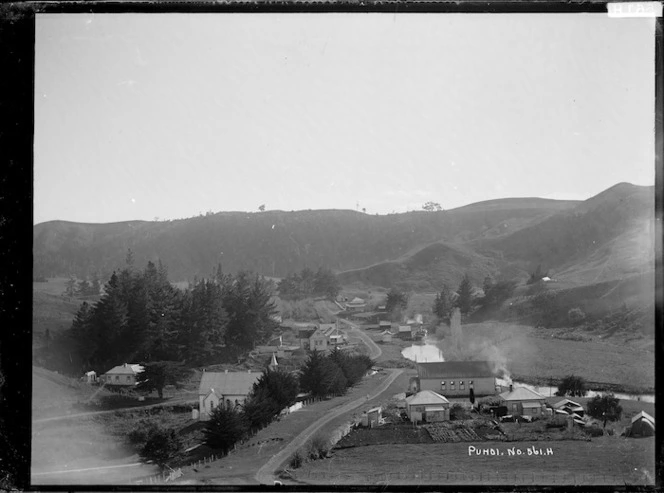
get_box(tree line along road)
[254,367,403,485]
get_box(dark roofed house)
[198,370,260,421]
[415,361,497,397]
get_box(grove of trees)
[555,375,588,397]
[41,259,279,377]
[277,267,341,300]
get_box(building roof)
[398,325,411,332]
[105,363,144,375]
[406,390,450,406]
[631,411,655,425]
[199,371,260,397]
[348,297,365,305]
[417,361,495,379]
[553,398,582,409]
[499,386,546,402]
[379,321,392,326]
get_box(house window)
[210,401,214,411]
[235,399,239,408]
[512,403,518,412]
[440,381,446,391]
[115,376,119,382]
[226,399,231,408]
[469,380,473,386]
[460,381,465,390]
[126,376,131,382]
[532,408,538,415]
[450,381,455,389]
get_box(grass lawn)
[293,437,655,485]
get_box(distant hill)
[475,183,655,281]
[33,198,578,282]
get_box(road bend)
[339,318,382,360]
[255,367,403,485]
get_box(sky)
[34,13,656,224]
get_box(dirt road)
[33,398,198,424]
[339,318,382,360]
[254,367,403,485]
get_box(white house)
[101,363,144,386]
[405,390,450,423]
[198,370,260,421]
[82,370,97,384]
[499,386,546,417]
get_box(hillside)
[33,198,577,281]
[475,183,655,279]
[338,241,514,291]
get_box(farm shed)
[499,386,546,417]
[405,390,450,423]
[198,370,260,421]
[552,398,585,417]
[415,361,496,397]
[627,411,655,437]
[381,330,393,343]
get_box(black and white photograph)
[28,7,658,487]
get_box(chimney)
[509,384,513,392]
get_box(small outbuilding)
[381,330,393,343]
[627,411,655,437]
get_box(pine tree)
[433,284,452,321]
[456,274,473,315]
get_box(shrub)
[289,451,303,469]
[136,424,183,470]
[450,404,470,420]
[308,436,330,460]
[568,308,586,325]
[585,426,604,437]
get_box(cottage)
[309,323,345,351]
[414,361,497,397]
[345,297,367,312]
[398,325,412,340]
[101,363,144,386]
[405,390,450,423]
[297,326,317,350]
[499,386,546,417]
[627,411,655,437]
[379,321,392,331]
[198,370,260,421]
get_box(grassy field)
[293,437,655,485]
[450,321,654,392]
